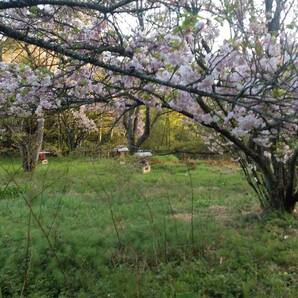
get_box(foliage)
[144,111,206,154]
[0,185,24,200]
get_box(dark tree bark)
[239,149,298,213]
[123,106,156,154]
[266,0,282,32]
[18,117,45,172]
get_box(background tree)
[123,106,162,153]
[57,107,98,154]
[144,111,206,156]
[0,42,57,171]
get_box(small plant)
[0,185,24,200]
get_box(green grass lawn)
[0,156,297,297]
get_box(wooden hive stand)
[134,151,153,174]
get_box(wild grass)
[0,156,297,297]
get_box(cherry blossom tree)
[57,106,98,153]
[0,42,47,170]
[0,0,297,212]
[0,42,121,170]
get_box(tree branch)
[0,0,136,13]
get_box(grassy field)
[0,156,297,297]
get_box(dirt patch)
[208,205,234,224]
[195,186,220,192]
[171,213,193,222]
[240,204,262,219]
[203,159,240,172]
[209,205,228,214]
[171,206,232,224]
[286,228,298,236]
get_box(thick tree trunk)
[267,158,297,213]
[19,118,45,172]
[240,156,297,213]
[124,106,152,154]
[267,188,297,213]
